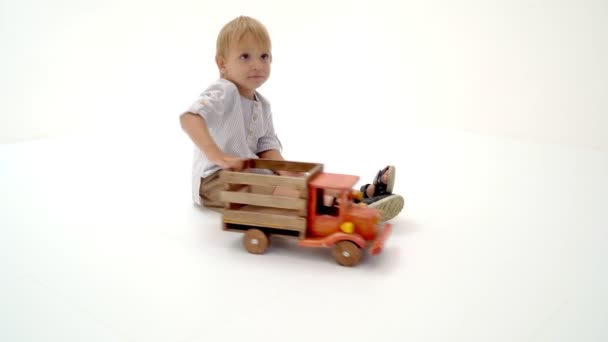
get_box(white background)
[1,0,607,341]
[1,0,607,150]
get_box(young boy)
[179,16,404,221]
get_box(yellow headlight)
[340,222,355,234]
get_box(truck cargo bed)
[219,159,323,239]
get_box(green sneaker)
[367,194,404,222]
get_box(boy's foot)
[375,165,396,194]
[365,194,404,222]
[361,165,396,198]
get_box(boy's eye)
[239,53,250,60]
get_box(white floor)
[1,126,607,341]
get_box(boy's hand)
[213,153,245,171]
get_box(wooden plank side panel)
[249,159,322,173]
[306,163,323,179]
[223,183,249,210]
[223,209,306,233]
[221,171,307,190]
[220,191,306,211]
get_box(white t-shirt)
[181,78,282,205]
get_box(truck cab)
[308,173,381,241]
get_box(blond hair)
[216,16,272,58]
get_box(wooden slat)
[221,171,307,190]
[237,205,305,216]
[250,159,322,173]
[225,183,249,192]
[306,163,323,178]
[220,191,306,211]
[223,209,306,232]
[223,184,249,209]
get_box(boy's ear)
[215,55,226,73]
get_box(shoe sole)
[386,165,395,193]
[369,194,404,222]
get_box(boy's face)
[217,33,271,100]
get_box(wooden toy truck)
[219,159,391,266]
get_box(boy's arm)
[257,149,284,161]
[180,113,244,170]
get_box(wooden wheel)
[243,229,269,254]
[332,241,362,267]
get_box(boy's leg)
[360,165,395,198]
[358,165,404,222]
[199,170,225,212]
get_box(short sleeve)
[256,109,283,153]
[184,83,227,127]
